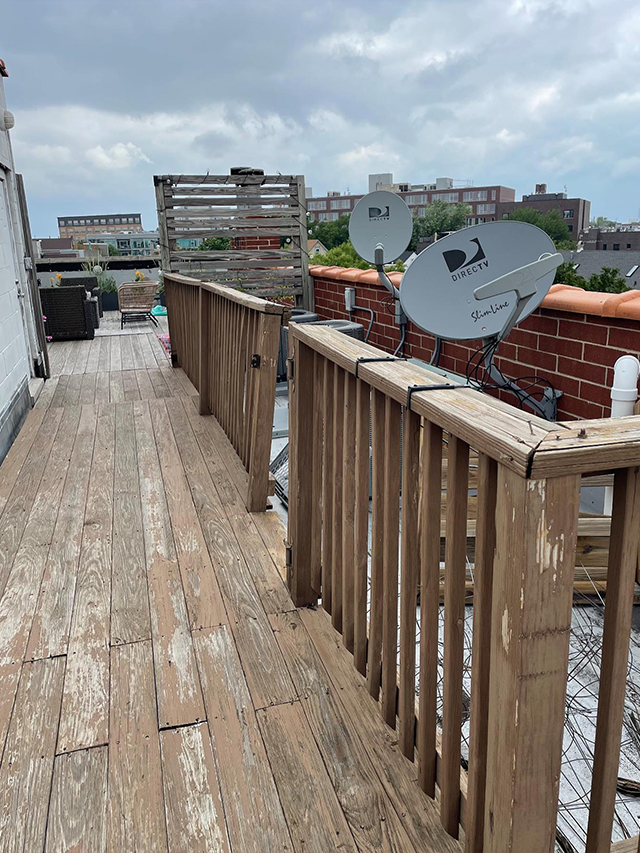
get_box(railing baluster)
[353,378,370,676]
[418,419,443,797]
[331,364,345,633]
[342,371,357,653]
[586,466,640,853]
[367,387,385,700]
[310,351,324,598]
[381,396,401,729]
[399,405,421,758]
[321,357,334,615]
[465,453,498,853]
[198,286,211,415]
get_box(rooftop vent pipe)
[604,354,640,513]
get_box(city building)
[495,184,591,238]
[580,226,640,251]
[307,175,516,226]
[58,213,143,243]
[308,238,328,257]
[34,237,79,259]
[84,230,159,256]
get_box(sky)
[2,0,640,236]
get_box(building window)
[326,212,340,221]
[613,243,620,250]
[463,190,487,202]
[406,194,428,204]
[628,244,632,249]
[502,213,510,219]
[417,207,425,216]
[329,198,351,210]
[316,212,327,221]
[100,219,106,224]
[433,192,459,203]
[476,204,495,214]
[563,209,574,219]
[308,201,325,210]
[568,225,573,232]
[491,190,496,200]
[603,244,607,250]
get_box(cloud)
[3,0,640,231]
[85,142,151,170]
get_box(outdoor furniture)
[40,286,96,340]
[61,274,102,322]
[118,281,159,328]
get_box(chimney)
[534,183,547,194]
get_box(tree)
[308,214,351,250]
[589,216,615,229]
[198,236,230,251]
[554,262,628,293]
[554,261,587,288]
[311,240,405,272]
[107,244,120,256]
[508,207,574,247]
[409,201,471,250]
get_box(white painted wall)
[0,76,31,421]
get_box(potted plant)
[97,270,119,311]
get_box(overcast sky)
[2,0,639,235]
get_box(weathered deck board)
[26,404,97,660]
[133,400,205,728]
[160,723,231,853]
[0,657,65,851]
[108,640,168,852]
[46,747,108,852]
[58,403,115,753]
[194,625,293,852]
[0,407,45,516]
[257,700,359,852]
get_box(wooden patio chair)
[117,281,159,329]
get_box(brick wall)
[311,266,640,421]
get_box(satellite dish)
[349,191,412,264]
[399,221,557,340]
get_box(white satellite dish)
[399,221,558,340]
[349,190,412,265]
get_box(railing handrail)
[292,323,640,479]
[163,272,286,315]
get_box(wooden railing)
[287,323,640,853]
[164,272,284,511]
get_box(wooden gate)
[154,172,311,308]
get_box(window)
[108,218,113,224]
[327,212,340,221]
[567,225,573,232]
[476,203,495,214]
[502,213,510,219]
[603,244,607,250]
[308,201,325,211]
[613,243,620,250]
[73,219,79,225]
[563,209,574,219]
[329,198,350,210]
[491,190,496,200]
[316,212,327,221]
[626,265,638,277]
[406,194,428,204]
[438,192,459,203]
[416,207,425,216]
[463,190,487,202]
[100,219,106,224]
[628,244,632,249]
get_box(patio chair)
[40,286,96,340]
[118,281,159,329]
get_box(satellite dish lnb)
[349,191,412,265]
[399,220,557,340]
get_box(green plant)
[555,262,628,293]
[507,207,575,248]
[97,274,117,293]
[198,236,231,251]
[108,244,120,256]
[409,201,472,250]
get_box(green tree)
[554,261,587,288]
[589,216,615,229]
[409,201,471,250]
[308,214,351,250]
[107,244,120,256]
[311,240,405,272]
[198,236,231,251]
[555,262,628,293]
[508,207,574,247]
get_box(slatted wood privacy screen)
[287,322,640,853]
[164,272,284,511]
[154,173,311,307]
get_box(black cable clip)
[406,383,467,409]
[354,356,403,379]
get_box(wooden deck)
[0,325,461,852]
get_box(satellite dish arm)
[473,252,562,340]
[374,243,400,299]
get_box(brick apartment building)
[58,213,143,243]
[495,184,591,238]
[306,175,516,226]
[580,227,640,251]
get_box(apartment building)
[58,213,143,243]
[495,184,591,237]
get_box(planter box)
[101,291,118,311]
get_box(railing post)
[246,311,280,512]
[198,285,211,415]
[484,466,581,853]
[287,329,317,607]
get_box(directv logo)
[443,238,489,281]
[368,206,390,221]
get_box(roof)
[37,237,73,249]
[309,264,640,322]
[561,249,640,286]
